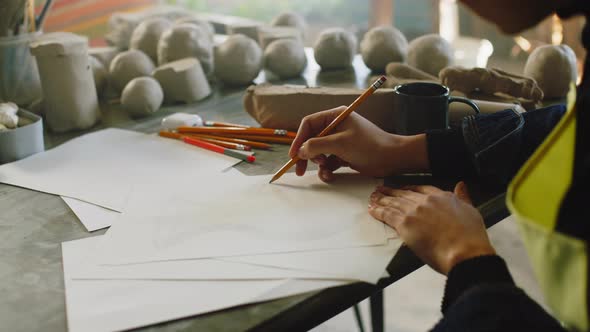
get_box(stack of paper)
[0,128,401,331]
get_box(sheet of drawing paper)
[62,238,348,332]
[0,128,238,211]
[97,170,389,265]
[222,238,402,284]
[70,236,396,283]
[62,197,119,232]
[72,236,345,281]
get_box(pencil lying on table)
[204,120,250,128]
[185,134,272,150]
[177,126,297,138]
[269,76,387,183]
[159,131,255,163]
[212,134,294,145]
[191,136,251,151]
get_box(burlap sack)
[243,84,524,132]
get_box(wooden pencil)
[158,131,255,163]
[204,120,250,128]
[177,126,296,138]
[185,134,272,150]
[191,136,252,151]
[211,133,294,145]
[269,76,387,183]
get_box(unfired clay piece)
[130,17,172,63]
[227,23,262,41]
[88,47,119,68]
[264,39,307,79]
[313,28,357,70]
[407,34,454,77]
[30,32,100,132]
[89,55,107,96]
[271,12,306,39]
[109,49,155,93]
[0,102,18,128]
[360,26,408,72]
[174,17,215,41]
[153,57,211,103]
[523,44,577,99]
[257,26,301,49]
[214,34,263,86]
[157,23,214,76]
[121,77,164,117]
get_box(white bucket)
[0,32,43,109]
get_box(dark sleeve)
[431,255,565,332]
[426,105,566,188]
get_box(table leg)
[353,304,365,332]
[370,290,384,332]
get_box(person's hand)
[289,106,429,182]
[368,181,496,275]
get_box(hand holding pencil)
[272,76,413,183]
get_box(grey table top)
[0,52,507,332]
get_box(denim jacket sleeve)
[425,105,567,188]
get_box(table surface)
[0,51,508,332]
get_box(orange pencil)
[269,76,387,183]
[177,126,297,138]
[186,134,272,150]
[204,120,250,128]
[214,134,294,145]
[193,136,252,151]
[159,131,255,163]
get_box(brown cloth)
[243,84,524,132]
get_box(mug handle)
[448,97,480,114]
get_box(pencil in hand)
[269,76,387,183]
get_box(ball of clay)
[0,102,18,129]
[407,34,454,77]
[109,49,155,93]
[264,39,307,79]
[157,23,214,75]
[89,55,107,96]
[174,17,215,41]
[121,77,164,117]
[214,34,263,86]
[360,26,408,72]
[313,28,357,70]
[130,18,172,63]
[271,12,306,38]
[524,44,577,99]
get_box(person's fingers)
[318,166,334,183]
[289,106,346,158]
[402,185,443,195]
[369,191,413,212]
[295,159,308,176]
[310,154,327,166]
[376,186,424,202]
[368,205,403,230]
[297,132,347,160]
[325,155,349,171]
[454,181,473,205]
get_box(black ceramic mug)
[392,82,480,135]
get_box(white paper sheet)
[62,197,119,232]
[63,237,348,332]
[0,129,238,211]
[97,171,389,265]
[71,235,399,283]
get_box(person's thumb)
[297,134,345,160]
[454,181,473,205]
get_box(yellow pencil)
[269,76,387,183]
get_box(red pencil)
[182,136,255,163]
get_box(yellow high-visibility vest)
[507,85,587,331]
